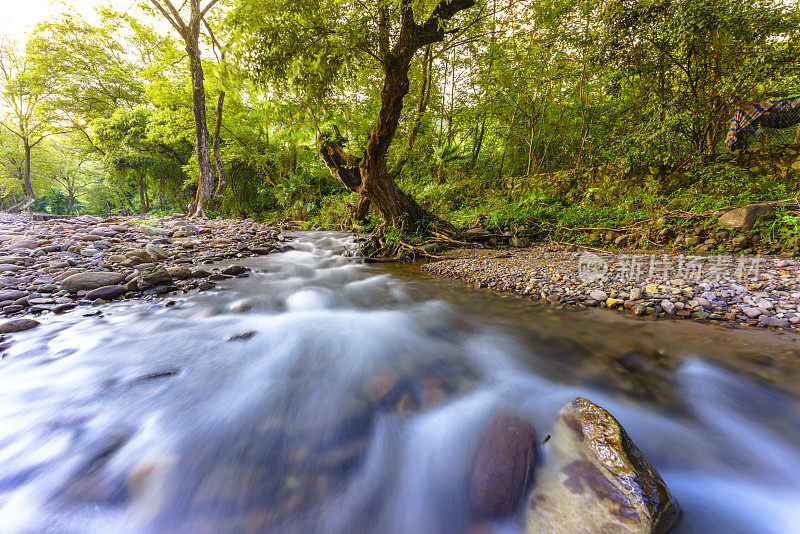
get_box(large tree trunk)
[148,0,217,217]
[188,39,214,218]
[138,174,149,213]
[213,90,227,199]
[392,44,433,176]
[22,136,34,200]
[317,0,475,233]
[8,136,37,213]
[360,55,429,230]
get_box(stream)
[0,232,799,533]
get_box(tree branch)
[378,3,390,60]
[199,0,220,20]
[202,17,226,67]
[0,121,23,140]
[416,0,476,49]
[29,134,49,148]
[149,0,186,34]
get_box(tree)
[45,142,102,215]
[600,0,800,157]
[229,0,478,234]
[0,39,54,210]
[25,11,146,155]
[148,0,219,218]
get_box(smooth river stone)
[136,266,172,288]
[470,414,536,516]
[0,318,40,334]
[166,266,192,280]
[137,224,171,237]
[126,249,156,262]
[525,398,680,534]
[144,244,169,260]
[0,290,27,301]
[85,285,128,301]
[60,272,127,292]
[8,240,38,250]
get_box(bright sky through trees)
[0,0,133,45]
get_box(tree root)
[8,197,35,213]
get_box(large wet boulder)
[469,414,536,516]
[525,398,680,534]
[60,272,127,292]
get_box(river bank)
[422,243,800,331]
[0,213,287,336]
[0,231,797,533]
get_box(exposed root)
[8,197,35,214]
[189,204,206,220]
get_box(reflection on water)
[0,232,798,533]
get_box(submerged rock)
[525,398,680,534]
[469,414,536,516]
[221,265,247,276]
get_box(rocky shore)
[423,244,800,330]
[0,213,287,337]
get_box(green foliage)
[1,0,798,235]
[30,189,75,214]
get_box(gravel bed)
[0,213,289,340]
[423,244,800,330]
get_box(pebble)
[589,290,608,301]
[423,246,800,331]
[0,213,286,327]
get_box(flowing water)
[1,232,799,534]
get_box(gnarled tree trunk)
[317,0,475,233]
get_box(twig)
[550,240,613,256]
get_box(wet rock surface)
[525,398,680,534]
[469,414,537,516]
